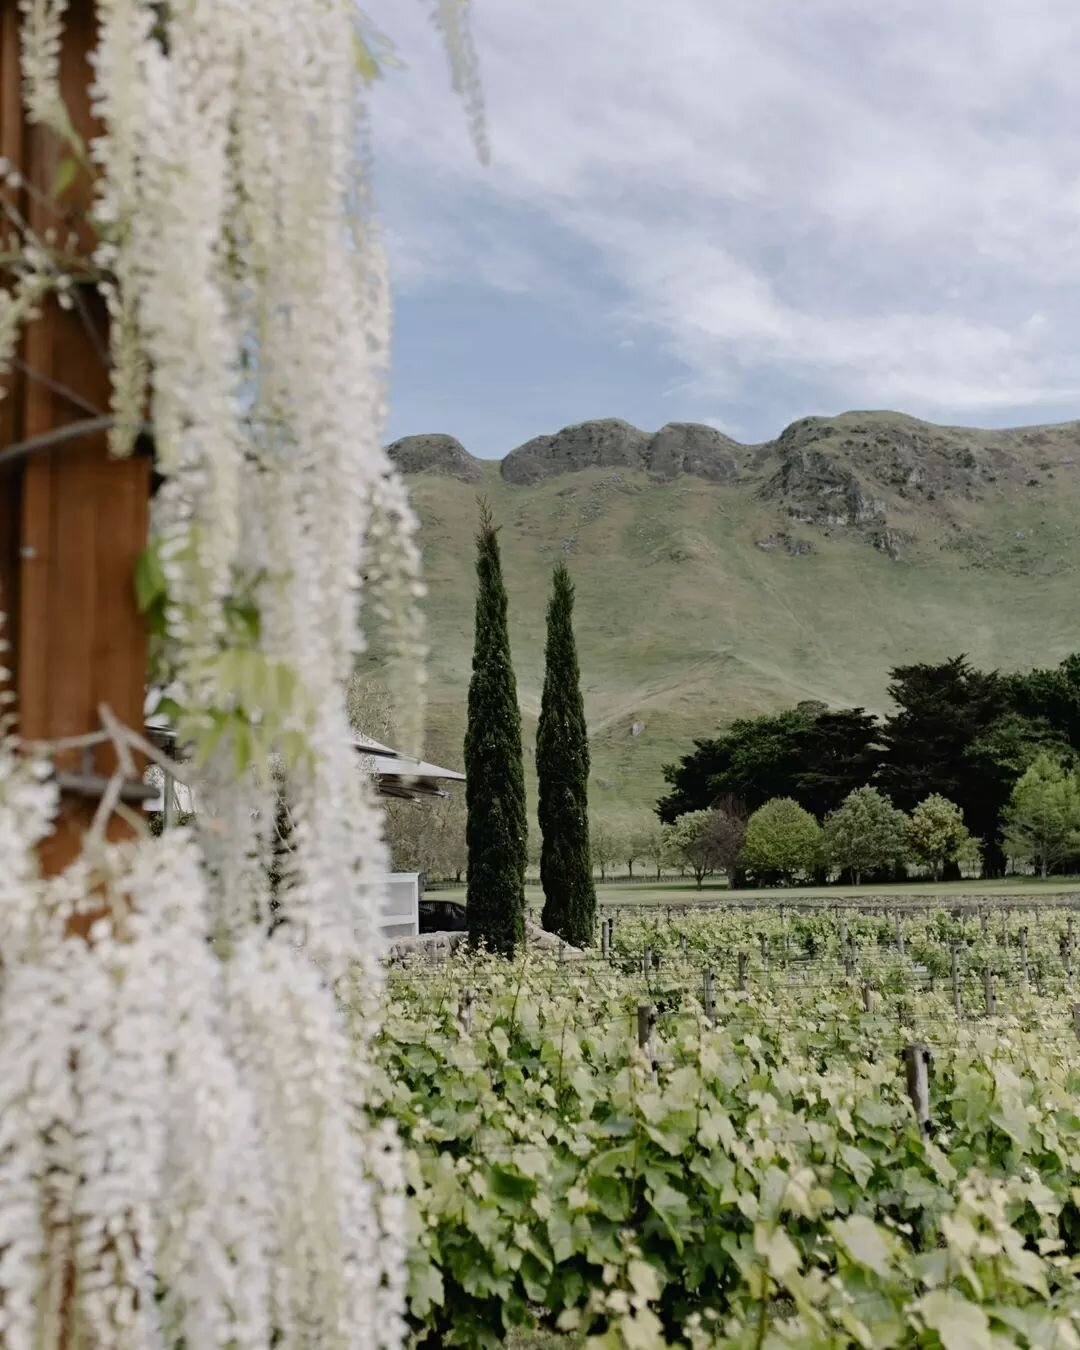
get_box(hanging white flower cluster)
[0,1,484,1346]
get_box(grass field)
[432,873,1080,914]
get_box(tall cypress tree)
[537,563,595,946]
[464,502,527,955]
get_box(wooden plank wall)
[0,0,149,875]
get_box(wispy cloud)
[367,0,1080,438]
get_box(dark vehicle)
[419,899,468,933]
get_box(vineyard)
[378,904,1080,1348]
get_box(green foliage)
[638,818,668,881]
[966,710,1072,783]
[378,905,1080,1348]
[908,794,978,880]
[135,538,310,774]
[661,658,1080,882]
[823,787,909,885]
[537,565,595,947]
[658,708,807,822]
[880,657,1010,874]
[588,816,622,882]
[662,808,744,888]
[1008,652,1080,751]
[1002,754,1080,878]
[385,789,468,881]
[465,503,527,956]
[659,707,879,825]
[741,797,822,882]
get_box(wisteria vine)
[0,1,484,1346]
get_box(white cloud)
[365,0,1080,426]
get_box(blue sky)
[367,1,1080,458]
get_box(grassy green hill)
[378,411,1080,816]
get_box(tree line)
[658,654,1080,880]
[659,789,981,888]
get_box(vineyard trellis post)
[951,945,962,1017]
[0,1,151,894]
[983,966,996,1017]
[702,968,715,1022]
[902,1042,932,1136]
[637,1003,656,1082]
[844,947,855,979]
[459,987,474,1033]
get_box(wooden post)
[637,1003,656,1081]
[951,945,961,1018]
[642,946,652,976]
[861,982,873,1013]
[162,767,177,830]
[839,912,848,949]
[759,933,769,973]
[902,1043,932,1136]
[983,966,996,1017]
[600,920,609,958]
[844,948,856,979]
[737,951,748,992]
[458,988,473,1032]
[702,968,715,1023]
[1072,1003,1080,1043]
[895,914,904,954]
[1019,926,1029,986]
[0,2,150,897]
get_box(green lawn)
[432,874,1080,912]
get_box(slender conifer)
[537,564,596,946]
[464,502,527,954]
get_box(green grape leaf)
[917,1290,992,1350]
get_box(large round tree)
[465,504,528,954]
[537,564,596,945]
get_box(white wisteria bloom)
[1,1,483,1346]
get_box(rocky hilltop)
[389,410,1080,557]
[385,433,484,483]
[499,418,749,485]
